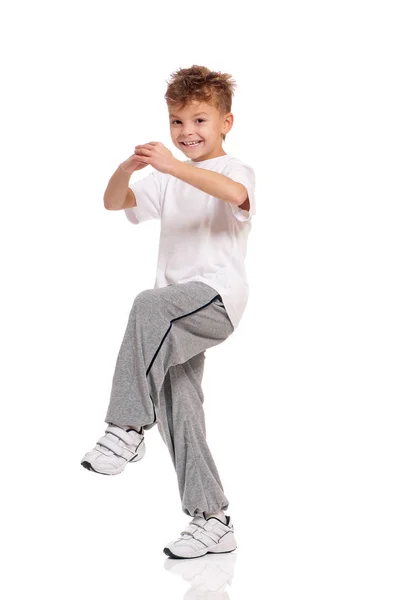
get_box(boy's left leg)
[159,329,238,560]
[157,349,229,518]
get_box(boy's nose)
[182,127,195,136]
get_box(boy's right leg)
[104,281,233,430]
[81,281,233,474]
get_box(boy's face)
[168,101,233,162]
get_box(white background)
[1,1,397,598]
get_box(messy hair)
[164,65,237,142]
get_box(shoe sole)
[80,442,145,475]
[163,546,237,560]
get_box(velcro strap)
[97,436,136,460]
[181,526,198,536]
[204,522,226,535]
[192,530,216,547]
[195,529,219,544]
[105,425,138,445]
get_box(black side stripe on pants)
[146,294,221,425]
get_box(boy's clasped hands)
[133,142,178,175]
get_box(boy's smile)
[168,101,233,162]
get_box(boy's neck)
[190,149,227,163]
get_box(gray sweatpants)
[104,281,235,517]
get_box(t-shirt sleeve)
[124,169,163,225]
[223,161,256,222]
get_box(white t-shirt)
[125,154,256,330]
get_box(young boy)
[81,65,256,559]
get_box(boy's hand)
[134,142,177,175]
[120,153,149,175]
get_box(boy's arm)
[168,160,249,209]
[104,165,137,210]
[124,187,137,209]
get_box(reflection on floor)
[164,552,236,599]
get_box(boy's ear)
[223,112,234,135]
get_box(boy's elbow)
[234,183,249,207]
[103,194,112,210]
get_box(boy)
[81,65,256,560]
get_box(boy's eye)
[171,119,205,124]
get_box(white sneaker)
[80,424,145,475]
[164,515,237,559]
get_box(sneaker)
[163,514,237,559]
[80,424,145,475]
